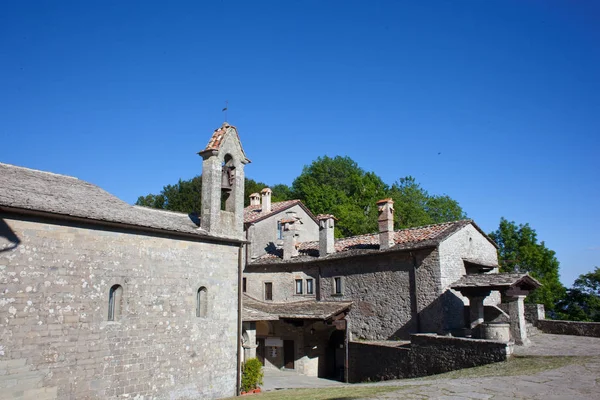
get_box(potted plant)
[241,358,264,395]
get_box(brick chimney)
[317,214,337,257]
[249,192,260,206]
[261,188,272,213]
[377,198,395,250]
[282,218,299,260]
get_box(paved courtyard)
[264,333,600,399]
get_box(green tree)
[388,176,466,229]
[291,156,388,237]
[489,218,566,313]
[556,267,600,322]
[135,176,290,211]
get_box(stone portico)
[451,273,542,345]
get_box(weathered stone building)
[244,193,319,262]
[0,123,249,399]
[241,199,512,380]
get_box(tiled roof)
[242,295,352,321]
[200,122,250,162]
[451,273,542,291]
[244,199,318,224]
[252,220,496,264]
[0,163,240,241]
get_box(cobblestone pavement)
[262,368,343,391]
[366,333,600,399]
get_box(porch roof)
[451,273,542,293]
[242,295,352,322]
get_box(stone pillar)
[317,214,336,257]
[508,295,530,346]
[261,188,272,213]
[282,219,298,260]
[468,296,486,338]
[242,322,258,362]
[377,198,395,250]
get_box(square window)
[334,277,343,295]
[295,279,303,295]
[264,282,273,301]
[306,279,314,295]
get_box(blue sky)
[1,1,599,286]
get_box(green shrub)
[241,358,264,392]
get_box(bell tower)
[198,122,251,238]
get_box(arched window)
[196,287,208,317]
[108,284,123,321]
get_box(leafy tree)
[135,176,291,211]
[489,218,566,313]
[291,156,388,237]
[556,267,600,322]
[388,176,466,229]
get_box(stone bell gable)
[198,122,251,238]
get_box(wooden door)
[257,338,265,366]
[283,340,294,369]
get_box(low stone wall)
[348,334,512,382]
[537,320,600,338]
[348,342,410,382]
[410,334,511,377]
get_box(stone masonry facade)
[0,215,240,399]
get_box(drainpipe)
[236,243,243,395]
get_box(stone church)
[0,123,249,399]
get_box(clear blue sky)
[1,1,599,286]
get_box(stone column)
[468,296,486,338]
[508,295,530,345]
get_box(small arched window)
[196,287,208,317]
[108,284,123,321]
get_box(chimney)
[282,218,299,260]
[377,198,395,250]
[317,214,337,257]
[261,187,272,213]
[249,193,260,206]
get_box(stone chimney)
[377,198,395,250]
[261,188,272,213]
[249,193,260,206]
[317,214,337,257]
[282,218,299,260]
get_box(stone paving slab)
[262,368,344,391]
[363,334,600,399]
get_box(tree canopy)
[136,154,466,238]
[555,267,600,322]
[488,218,566,313]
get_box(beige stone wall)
[0,215,239,399]
[247,204,319,260]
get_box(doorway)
[257,338,265,366]
[283,340,295,369]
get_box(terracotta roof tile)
[253,220,491,263]
[200,122,250,163]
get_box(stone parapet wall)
[348,334,511,382]
[348,342,409,382]
[537,320,600,338]
[409,334,511,377]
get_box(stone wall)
[247,204,319,260]
[348,334,512,383]
[0,215,239,400]
[243,264,319,302]
[319,251,419,340]
[409,334,511,377]
[537,320,600,338]
[438,224,500,331]
[348,342,409,382]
